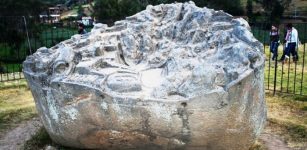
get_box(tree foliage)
[254,0,292,23]
[246,0,254,22]
[0,0,46,18]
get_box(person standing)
[279,23,299,62]
[78,23,87,35]
[269,25,280,61]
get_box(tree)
[246,0,254,22]
[77,4,85,19]
[254,0,292,23]
[93,0,121,23]
[207,0,244,16]
[0,0,46,18]
[119,0,143,17]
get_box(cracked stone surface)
[23,2,266,150]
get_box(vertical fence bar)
[262,23,269,90]
[294,61,297,94]
[267,28,271,90]
[263,23,266,53]
[34,35,37,51]
[23,16,32,55]
[5,62,9,80]
[281,44,285,92]
[273,55,278,95]
[293,24,299,94]
[51,26,54,46]
[61,26,64,41]
[272,24,278,95]
[13,62,15,80]
[56,26,59,42]
[0,17,3,82]
[17,17,23,80]
[45,27,48,47]
[286,55,291,93]
[300,24,306,95]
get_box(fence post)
[273,55,278,95]
[300,25,306,95]
[23,16,32,54]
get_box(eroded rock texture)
[23,2,266,150]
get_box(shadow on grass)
[268,118,307,144]
[0,107,37,133]
[24,127,79,150]
[294,95,307,102]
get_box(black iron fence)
[0,16,306,95]
[251,22,307,96]
[0,16,28,81]
[0,16,91,82]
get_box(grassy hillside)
[288,0,307,11]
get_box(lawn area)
[249,23,307,96]
[0,82,36,137]
[265,91,307,149]
[263,43,307,95]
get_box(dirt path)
[0,117,42,150]
[259,132,292,150]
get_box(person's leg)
[279,45,286,61]
[272,42,279,60]
[285,44,291,60]
[295,49,299,61]
[290,43,299,62]
[273,42,279,60]
[270,42,274,53]
[280,44,290,62]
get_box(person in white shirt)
[280,23,299,62]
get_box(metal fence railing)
[251,22,307,96]
[0,16,28,81]
[0,16,91,82]
[0,17,306,96]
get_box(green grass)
[23,128,53,150]
[29,25,91,49]
[0,86,36,135]
[264,44,307,95]
[33,26,77,48]
[250,24,307,96]
[0,84,76,150]
[0,64,22,73]
[23,127,77,150]
[0,79,27,89]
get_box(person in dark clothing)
[269,25,280,61]
[78,23,87,35]
[279,23,299,62]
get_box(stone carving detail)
[23,2,266,150]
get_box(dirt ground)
[0,118,42,150]
[259,129,292,150]
[0,118,299,150]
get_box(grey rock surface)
[23,2,266,150]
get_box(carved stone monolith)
[23,2,266,150]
